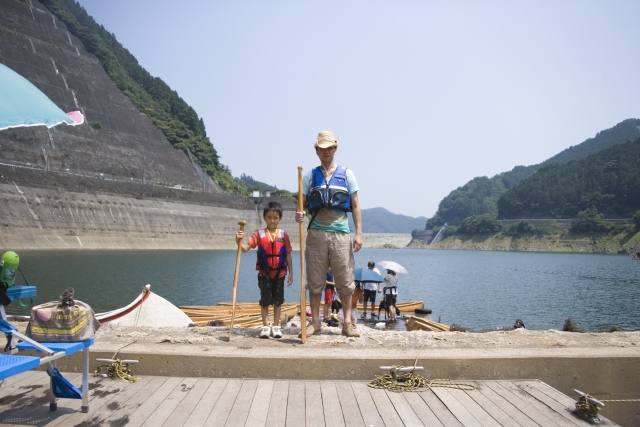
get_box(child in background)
[383,269,399,323]
[323,268,335,322]
[236,202,293,338]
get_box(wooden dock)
[0,371,619,426]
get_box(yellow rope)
[573,393,640,421]
[367,340,474,393]
[368,368,475,393]
[94,340,140,384]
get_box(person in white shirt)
[383,269,399,323]
[361,261,382,319]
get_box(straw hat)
[314,131,338,149]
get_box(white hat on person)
[314,131,338,148]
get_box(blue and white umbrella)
[354,267,385,283]
[0,62,83,131]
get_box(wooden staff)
[298,167,307,343]
[228,220,246,341]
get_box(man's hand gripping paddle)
[228,220,246,342]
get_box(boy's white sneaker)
[259,325,270,339]
[272,325,282,339]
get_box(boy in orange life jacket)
[236,202,293,339]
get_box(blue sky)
[76,0,640,218]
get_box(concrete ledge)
[44,345,638,391]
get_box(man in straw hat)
[295,131,363,338]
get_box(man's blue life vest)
[307,166,352,213]
[256,229,287,276]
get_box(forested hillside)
[348,207,428,233]
[427,119,640,229]
[497,138,640,218]
[237,174,293,198]
[40,0,242,193]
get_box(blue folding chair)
[0,285,93,412]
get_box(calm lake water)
[6,248,639,331]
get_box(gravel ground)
[11,317,640,357]
[92,318,640,353]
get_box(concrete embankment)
[0,168,414,250]
[26,324,640,427]
[361,232,412,248]
[0,178,301,250]
[409,231,640,255]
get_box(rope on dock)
[367,339,474,393]
[94,340,140,384]
[368,369,475,393]
[572,392,640,422]
[575,393,601,421]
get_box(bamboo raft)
[180,303,299,328]
[180,301,427,328]
[213,301,424,311]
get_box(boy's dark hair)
[368,261,375,268]
[263,202,283,218]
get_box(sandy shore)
[11,316,639,357]
[84,320,640,358]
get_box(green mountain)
[497,137,640,218]
[235,174,295,199]
[427,119,640,229]
[40,0,245,193]
[238,174,278,191]
[348,208,428,233]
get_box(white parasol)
[376,261,408,274]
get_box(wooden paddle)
[228,220,247,341]
[298,167,307,343]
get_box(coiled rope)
[367,340,474,393]
[574,393,640,421]
[94,340,140,384]
[575,394,600,421]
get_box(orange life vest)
[256,229,287,275]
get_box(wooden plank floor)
[0,372,620,426]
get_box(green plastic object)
[0,251,19,287]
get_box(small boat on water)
[354,301,425,314]
[11,285,193,328]
[406,315,450,332]
[97,285,192,327]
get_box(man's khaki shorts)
[305,229,355,296]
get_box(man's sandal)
[298,321,320,338]
[342,322,360,338]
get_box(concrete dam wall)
[0,177,302,250]
[0,0,205,188]
[0,0,306,249]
